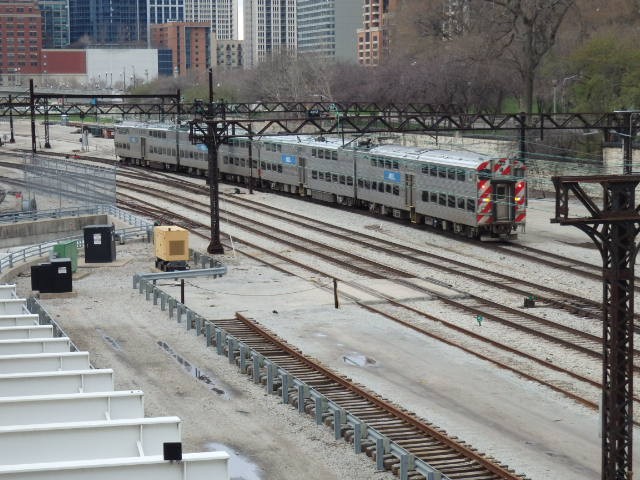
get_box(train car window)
[278,165,283,173]
[448,168,456,180]
[234,158,240,166]
[514,168,524,177]
[358,178,363,188]
[266,163,272,171]
[371,181,377,190]
[312,170,318,179]
[467,199,476,212]
[326,172,332,182]
[421,165,429,174]
[430,192,438,203]
[332,152,338,160]
[312,149,317,157]
[448,195,455,207]
[371,159,377,167]
[457,169,465,181]
[457,198,465,209]
[319,172,325,180]
[223,156,229,164]
[364,180,370,189]
[393,185,399,195]
[381,183,387,193]
[252,160,258,168]
[422,191,429,202]
[172,149,176,156]
[393,160,399,169]
[260,161,266,169]
[430,165,438,176]
[277,145,281,152]
[332,174,338,183]
[439,193,446,205]
[347,176,353,186]
[339,175,346,184]
[318,150,324,159]
[385,160,392,169]
[241,159,246,167]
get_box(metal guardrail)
[26,296,81,353]
[134,273,446,480]
[0,205,154,274]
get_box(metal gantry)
[552,176,640,480]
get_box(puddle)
[157,341,230,398]
[204,443,262,480]
[342,352,377,367]
[96,328,123,351]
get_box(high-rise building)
[213,39,243,69]
[357,0,398,66]
[297,0,360,61]
[148,0,185,24]
[0,0,44,82]
[68,0,148,46]
[38,0,70,49]
[185,0,238,40]
[150,22,212,77]
[243,0,296,68]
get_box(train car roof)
[369,144,493,169]
[259,135,344,149]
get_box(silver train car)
[114,121,526,240]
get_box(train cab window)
[457,198,465,209]
[514,168,524,178]
[422,191,429,202]
[393,160,399,169]
[332,174,338,183]
[457,169,466,181]
[448,195,456,207]
[430,165,438,176]
[332,152,338,160]
[339,175,346,185]
[393,185,399,196]
[347,176,353,186]
[447,168,456,180]
[439,193,446,206]
[430,192,438,203]
[277,165,283,173]
[312,170,318,179]
[467,199,476,212]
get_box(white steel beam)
[0,338,71,355]
[0,452,230,480]
[0,285,16,299]
[0,315,40,327]
[0,299,27,315]
[0,391,145,426]
[0,417,182,465]
[0,352,90,374]
[0,369,113,397]
[0,325,53,340]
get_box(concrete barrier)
[0,369,113,397]
[0,452,230,480]
[0,338,71,355]
[0,352,90,374]
[0,299,27,315]
[0,285,16,299]
[0,325,53,340]
[0,315,40,327]
[0,391,145,426]
[0,417,181,465]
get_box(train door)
[405,174,414,206]
[298,157,306,184]
[140,137,146,160]
[493,182,514,221]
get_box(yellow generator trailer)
[154,226,190,271]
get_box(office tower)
[148,0,185,24]
[69,0,148,46]
[185,0,238,40]
[38,0,70,48]
[244,0,296,68]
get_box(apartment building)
[0,0,44,83]
[243,0,296,68]
[150,21,212,78]
[357,0,398,66]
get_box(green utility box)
[53,241,78,272]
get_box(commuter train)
[114,121,526,240]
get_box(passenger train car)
[114,121,526,240]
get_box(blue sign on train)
[196,144,208,152]
[384,170,401,183]
[281,154,297,165]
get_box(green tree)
[569,36,640,111]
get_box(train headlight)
[515,197,521,202]
[482,198,490,202]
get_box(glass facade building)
[69,0,148,46]
[148,0,184,24]
[38,0,70,48]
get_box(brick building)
[357,0,398,66]
[0,0,44,84]
[150,22,212,78]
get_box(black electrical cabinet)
[83,224,117,263]
[31,259,73,293]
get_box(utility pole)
[205,68,224,254]
[8,94,15,143]
[552,175,640,480]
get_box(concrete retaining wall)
[0,215,108,249]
